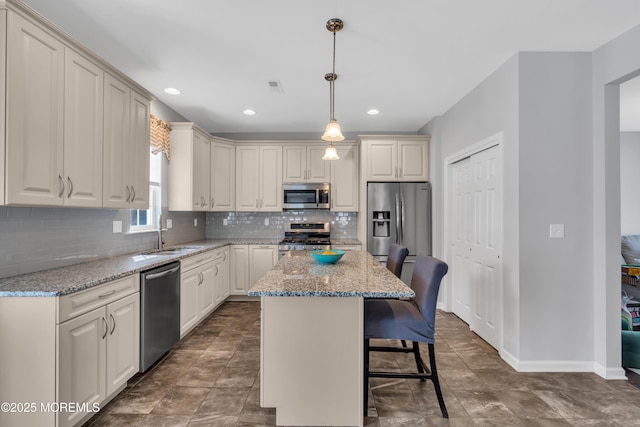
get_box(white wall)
[427,54,521,360]
[518,52,593,365]
[620,132,640,235]
[592,24,640,378]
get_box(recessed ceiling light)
[243,109,256,115]
[164,87,181,95]
[367,109,380,115]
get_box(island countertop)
[248,250,415,298]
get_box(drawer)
[58,274,139,324]
[211,247,228,263]
[181,250,215,272]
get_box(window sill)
[125,228,158,236]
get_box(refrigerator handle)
[400,192,405,244]
[395,193,401,244]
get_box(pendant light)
[321,18,344,160]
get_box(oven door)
[283,184,320,209]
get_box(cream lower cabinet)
[213,247,230,305]
[0,274,140,427]
[331,244,362,251]
[180,248,229,338]
[230,244,278,295]
[58,291,139,427]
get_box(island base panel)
[261,296,363,427]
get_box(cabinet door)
[220,249,230,299]
[211,140,235,211]
[64,48,103,207]
[307,146,331,182]
[283,146,306,182]
[398,140,428,181]
[331,145,358,212]
[259,146,282,211]
[230,245,250,295]
[58,307,106,427]
[249,245,278,287]
[198,263,215,318]
[235,146,259,211]
[180,269,200,337]
[193,132,210,211]
[365,140,397,181]
[6,12,65,206]
[213,251,229,305]
[103,74,131,208]
[106,293,139,397]
[129,90,150,208]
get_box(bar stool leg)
[428,343,448,418]
[363,338,370,417]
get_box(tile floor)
[84,301,640,426]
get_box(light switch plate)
[550,224,564,238]
[112,221,122,233]
[223,219,228,226]
[194,218,198,227]
[265,218,269,226]
[166,219,172,229]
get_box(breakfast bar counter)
[249,251,414,427]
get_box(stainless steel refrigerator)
[367,182,432,285]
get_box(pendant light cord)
[330,28,336,121]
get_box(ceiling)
[19,0,640,137]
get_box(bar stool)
[386,244,409,278]
[364,254,449,418]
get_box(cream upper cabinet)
[283,145,330,183]
[63,48,104,207]
[210,138,235,211]
[103,74,150,209]
[5,12,65,206]
[362,136,429,182]
[330,144,359,212]
[168,123,211,211]
[236,145,282,211]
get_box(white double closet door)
[450,144,503,350]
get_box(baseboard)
[499,349,627,379]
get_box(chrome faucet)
[158,214,165,250]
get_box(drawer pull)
[98,290,116,298]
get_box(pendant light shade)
[322,143,340,160]
[321,18,344,158]
[321,119,344,142]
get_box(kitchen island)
[248,251,414,427]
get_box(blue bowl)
[310,249,345,264]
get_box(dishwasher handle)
[144,265,180,280]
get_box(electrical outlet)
[194,218,198,227]
[550,224,564,238]
[265,218,269,226]
[166,219,172,229]
[223,219,228,226]
[112,221,122,233]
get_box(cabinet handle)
[98,290,116,298]
[102,317,108,339]
[399,167,402,178]
[58,175,65,198]
[214,265,219,276]
[67,177,73,198]
[131,186,136,202]
[222,251,227,261]
[211,197,214,208]
[395,167,398,178]
[125,186,131,202]
[110,313,116,335]
[304,170,307,180]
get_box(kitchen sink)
[139,246,202,256]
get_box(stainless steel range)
[278,222,331,255]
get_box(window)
[130,149,162,231]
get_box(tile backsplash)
[0,206,205,279]
[206,211,358,240]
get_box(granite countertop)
[248,250,414,298]
[330,238,362,245]
[0,238,281,297]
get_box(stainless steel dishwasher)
[140,261,180,372]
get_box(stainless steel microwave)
[283,183,330,210]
